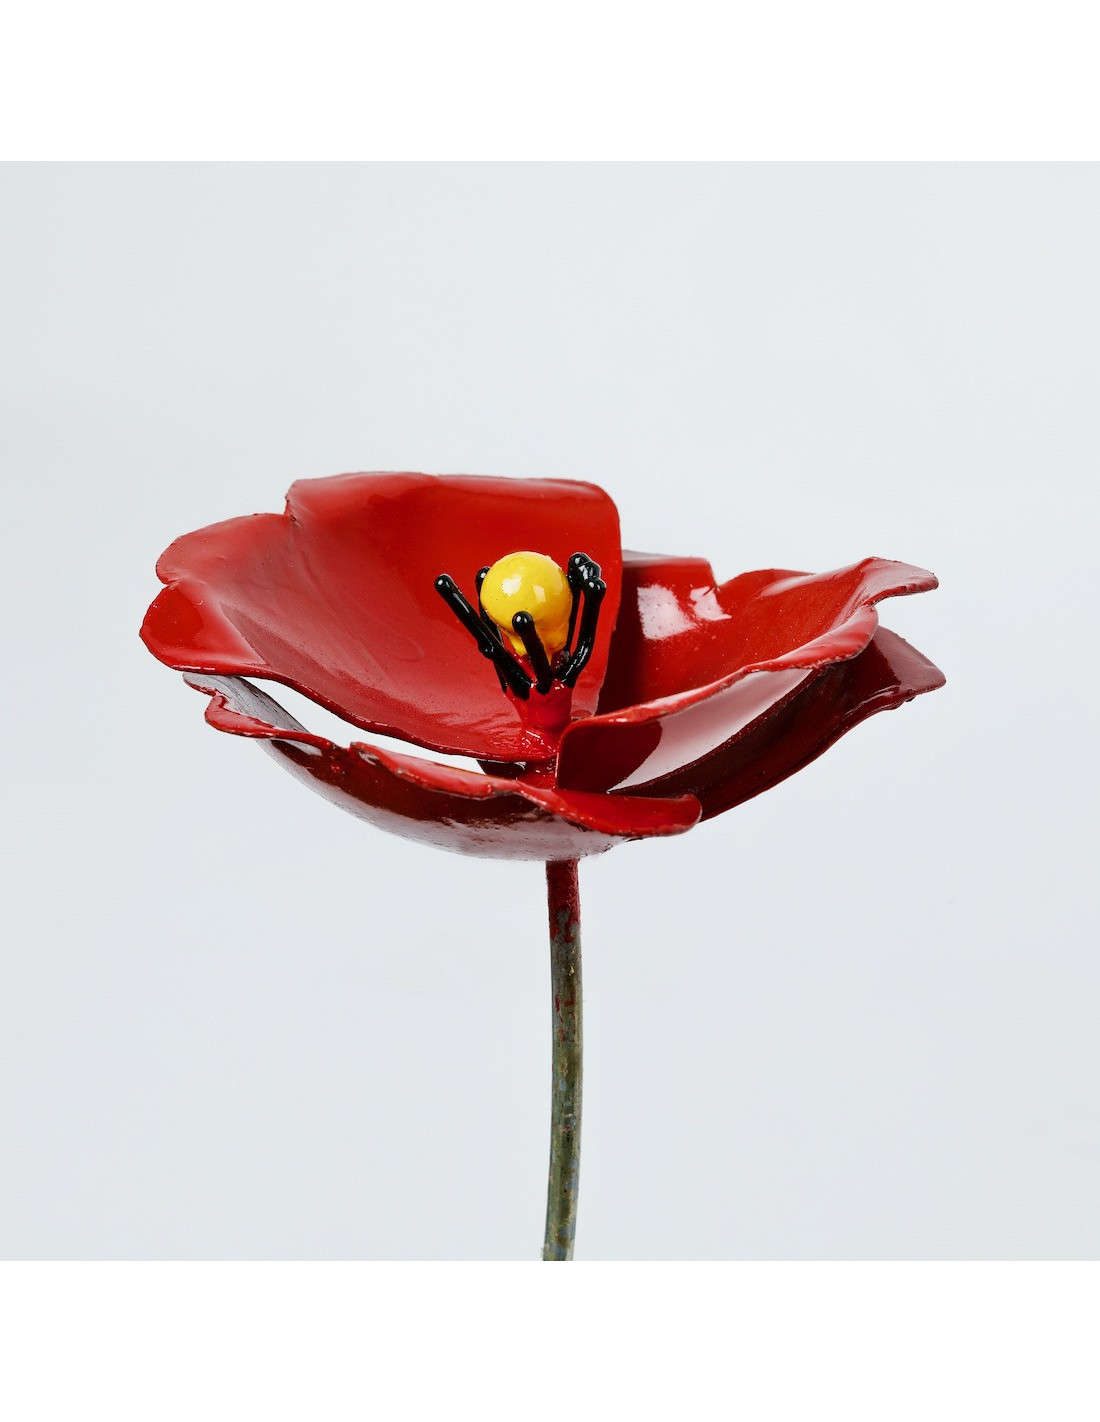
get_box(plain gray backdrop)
[1,163,1096,1259]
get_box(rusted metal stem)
[542,857,582,1261]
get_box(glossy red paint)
[556,552,939,793]
[142,473,943,860]
[144,473,622,764]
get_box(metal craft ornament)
[141,471,944,1259]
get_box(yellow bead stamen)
[480,552,572,658]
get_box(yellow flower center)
[480,551,572,657]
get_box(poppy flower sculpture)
[142,472,943,1259]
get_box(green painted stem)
[542,857,582,1261]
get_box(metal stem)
[542,857,582,1261]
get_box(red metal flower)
[141,473,943,860]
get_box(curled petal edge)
[183,674,700,861]
[624,626,946,818]
[558,558,939,792]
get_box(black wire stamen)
[435,573,533,699]
[475,566,509,693]
[511,611,553,694]
[565,556,585,651]
[561,553,606,688]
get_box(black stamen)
[565,558,583,652]
[561,553,606,688]
[565,552,601,656]
[475,566,508,693]
[435,574,533,699]
[512,611,553,694]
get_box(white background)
[2,163,1097,1260]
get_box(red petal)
[186,674,699,861]
[617,627,945,817]
[557,553,938,792]
[141,474,622,763]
